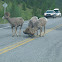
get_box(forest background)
[0,0,62,23]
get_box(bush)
[0,1,4,17]
[0,17,8,24]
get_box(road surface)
[0,17,62,62]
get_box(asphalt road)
[0,17,62,62]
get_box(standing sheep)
[3,12,24,37]
[23,17,47,36]
[28,16,38,28]
[37,17,48,36]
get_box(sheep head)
[4,12,10,19]
[23,27,35,36]
[23,27,31,34]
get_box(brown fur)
[23,17,47,37]
[4,12,24,37]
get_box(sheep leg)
[39,27,42,37]
[12,27,14,37]
[43,25,45,36]
[44,25,45,33]
[19,29,21,36]
[37,30,38,35]
[19,26,22,36]
[15,27,18,37]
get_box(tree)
[10,2,21,17]
[22,2,26,11]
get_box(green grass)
[0,18,8,24]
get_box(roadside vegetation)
[0,0,61,24]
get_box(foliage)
[0,0,60,22]
[0,1,4,17]
[0,17,8,24]
[55,0,62,13]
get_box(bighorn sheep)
[23,16,38,35]
[23,17,47,36]
[3,12,24,37]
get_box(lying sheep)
[3,12,24,37]
[23,17,47,36]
